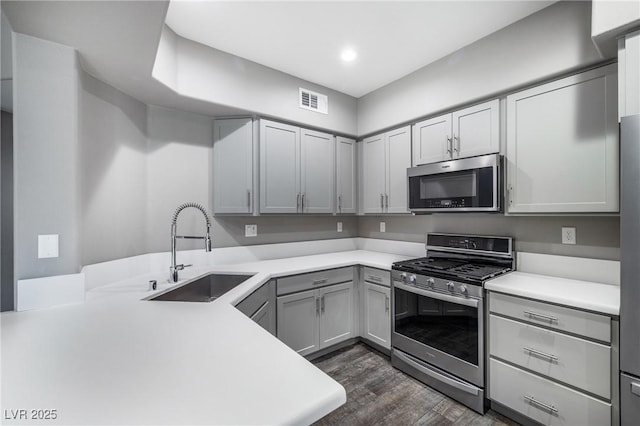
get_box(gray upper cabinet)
[260,120,301,214]
[213,118,255,214]
[412,99,499,166]
[362,126,411,214]
[336,136,357,214]
[260,119,335,214]
[301,129,335,214]
[506,64,618,214]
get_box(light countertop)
[1,250,411,425]
[485,271,620,316]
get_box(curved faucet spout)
[170,202,212,283]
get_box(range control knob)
[426,278,435,288]
[447,282,455,292]
[400,272,408,282]
[459,285,468,296]
[408,275,417,284]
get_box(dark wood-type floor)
[312,343,520,426]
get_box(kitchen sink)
[150,273,254,302]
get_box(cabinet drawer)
[362,267,390,287]
[490,358,611,426]
[490,315,611,399]
[277,267,353,296]
[236,281,270,317]
[489,292,611,342]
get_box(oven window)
[420,172,476,199]
[394,287,478,365]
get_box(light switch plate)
[38,234,59,258]
[380,222,386,233]
[245,224,257,237]
[337,222,343,232]
[562,227,576,245]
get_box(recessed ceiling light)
[341,48,357,62]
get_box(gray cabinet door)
[336,136,357,214]
[260,120,301,213]
[277,288,319,356]
[506,64,618,213]
[301,129,334,214]
[412,113,451,166]
[363,282,390,349]
[213,118,254,214]
[362,133,386,214]
[386,125,411,214]
[453,99,499,159]
[319,282,354,349]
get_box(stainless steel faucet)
[170,202,212,283]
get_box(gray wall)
[1,111,13,311]
[357,1,604,136]
[358,215,620,260]
[13,33,80,280]
[173,28,359,137]
[79,72,148,266]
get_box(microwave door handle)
[394,282,479,308]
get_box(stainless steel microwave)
[407,154,502,213]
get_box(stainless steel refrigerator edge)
[620,113,640,426]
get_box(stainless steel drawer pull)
[312,278,328,285]
[385,296,390,313]
[523,347,558,362]
[380,193,384,210]
[446,136,452,154]
[247,190,251,210]
[367,275,382,282]
[321,295,325,313]
[524,395,558,414]
[524,310,558,323]
[316,297,320,316]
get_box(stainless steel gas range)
[390,233,514,413]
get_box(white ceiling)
[166,1,556,98]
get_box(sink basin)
[150,273,254,302]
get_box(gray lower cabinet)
[235,280,276,336]
[276,267,355,356]
[359,267,391,350]
[213,118,256,214]
[488,292,615,426]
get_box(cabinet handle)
[367,275,382,282]
[247,190,251,211]
[507,185,513,206]
[338,194,342,212]
[380,193,384,211]
[297,193,301,211]
[321,295,325,313]
[385,296,390,313]
[523,395,558,414]
[312,278,328,285]
[524,310,558,323]
[301,193,305,212]
[385,194,389,209]
[523,347,558,362]
[453,135,460,153]
[446,136,452,155]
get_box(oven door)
[407,154,500,213]
[391,280,484,387]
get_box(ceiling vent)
[299,88,328,114]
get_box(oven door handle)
[394,350,480,396]
[394,282,479,308]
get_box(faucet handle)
[176,264,192,271]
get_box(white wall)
[79,72,148,266]
[13,33,80,280]
[357,1,603,136]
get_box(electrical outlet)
[245,224,257,238]
[337,222,343,232]
[380,222,386,233]
[562,227,576,245]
